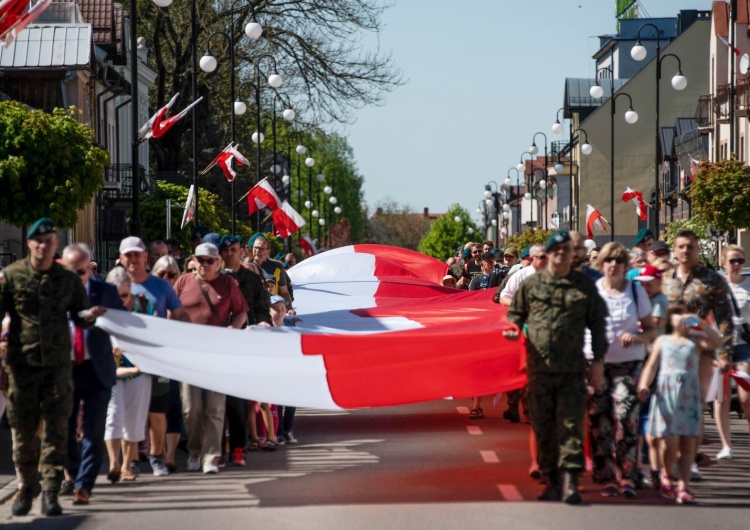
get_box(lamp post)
[518,151,535,229]
[591,69,638,241]
[303,152,315,233]
[327,195,337,248]
[505,167,521,235]
[484,180,501,248]
[551,107,566,135]
[571,127,592,230]
[528,132,548,230]
[631,24,687,235]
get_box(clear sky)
[345,0,710,222]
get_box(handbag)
[728,290,750,344]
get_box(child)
[637,303,724,505]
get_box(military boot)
[41,490,63,516]
[562,471,582,505]
[537,469,561,501]
[11,482,40,517]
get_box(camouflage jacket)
[0,258,90,367]
[662,264,734,357]
[507,269,608,373]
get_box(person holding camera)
[722,245,750,455]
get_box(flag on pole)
[621,187,648,221]
[690,158,700,180]
[0,0,52,46]
[299,234,318,257]
[272,201,306,237]
[246,178,281,215]
[214,150,237,182]
[138,94,203,144]
[718,34,742,57]
[180,185,196,229]
[586,204,607,240]
[229,144,250,166]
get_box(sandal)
[120,469,137,482]
[261,440,278,452]
[246,439,261,451]
[469,408,484,420]
[659,470,676,500]
[676,488,696,505]
[107,467,121,484]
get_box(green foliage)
[0,102,109,228]
[140,182,253,250]
[663,217,715,265]
[690,159,750,231]
[417,204,479,259]
[506,228,555,253]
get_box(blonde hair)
[153,255,180,276]
[722,244,745,263]
[598,241,628,263]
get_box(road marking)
[466,425,482,435]
[456,406,470,414]
[480,450,499,463]
[497,484,524,501]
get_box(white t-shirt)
[596,278,652,364]
[729,276,750,346]
[500,265,536,301]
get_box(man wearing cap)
[633,228,655,253]
[1,218,107,517]
[648,240,670,263]
[173,243,248,474]
[504,230,608,504]
[469,252,502,291]
[218,234,271,465]
[118,236,189,479]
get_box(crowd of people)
[1,217,749,516]
[446,228,750,505]
[0,219,300,516]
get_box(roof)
[675,118,699,136]
[0,24,92,69]
[564,78,628,114]
[713,0,750,38]
[659,127,675,159]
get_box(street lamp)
[528,133,549,230]
[631,22,687,235]
[552,107,565,135]
[609,92,638,241]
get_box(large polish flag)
[273,201,306,237]
[94,245,527,409]
[247,178,281,215]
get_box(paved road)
[0,399,748,529]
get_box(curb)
[0,478,17,504]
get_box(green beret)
[247,232,264,247]
[633,228,654,246]
[461,247,472,260]
[27,217,56,239]
[544,229,571,252]
[218,234,242,250]
[455,244,463,257]
[520,246,531,259]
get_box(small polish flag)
[622,187,648,221]
[273,201,306,237]
[138,94,203,144]
[299,234,318,257]
[0,0,52,47]
[215,150,237,182]
[718,35,742,57]
[586,204,607,240]
[247,178,281,215]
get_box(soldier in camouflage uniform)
[504,230,608,504]
[0,218,106,517]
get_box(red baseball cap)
[634,265,662,282]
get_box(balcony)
[103,164,149,201]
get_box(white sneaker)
[690,463,703,481]
[716,446,733,460]
[202,460,220,474]
[186,455,201,472]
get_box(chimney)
[423,207,429,218]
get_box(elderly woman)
[103,267,152,482]
[149,255,183,472]
[589,242,657,498]
[173,243,248,474]
[715,245,750,460]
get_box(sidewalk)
[0,418,16,502]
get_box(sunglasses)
[603,257,627,264]
[532,255,548,260]
[472,250,481,254]
[729,258,746,265]
[157,271,178,279]
[196,257,216,265]
[76,269,89,276]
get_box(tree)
[364,198,431,249]
[139,181,254,250]
[417,204,479,260]
[0,101,109,229]
[690,159,750,231]
[505,228,555,253]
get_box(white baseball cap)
[119,236,146,254]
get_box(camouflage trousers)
[6,362,72,492]
[527,371,587,473]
